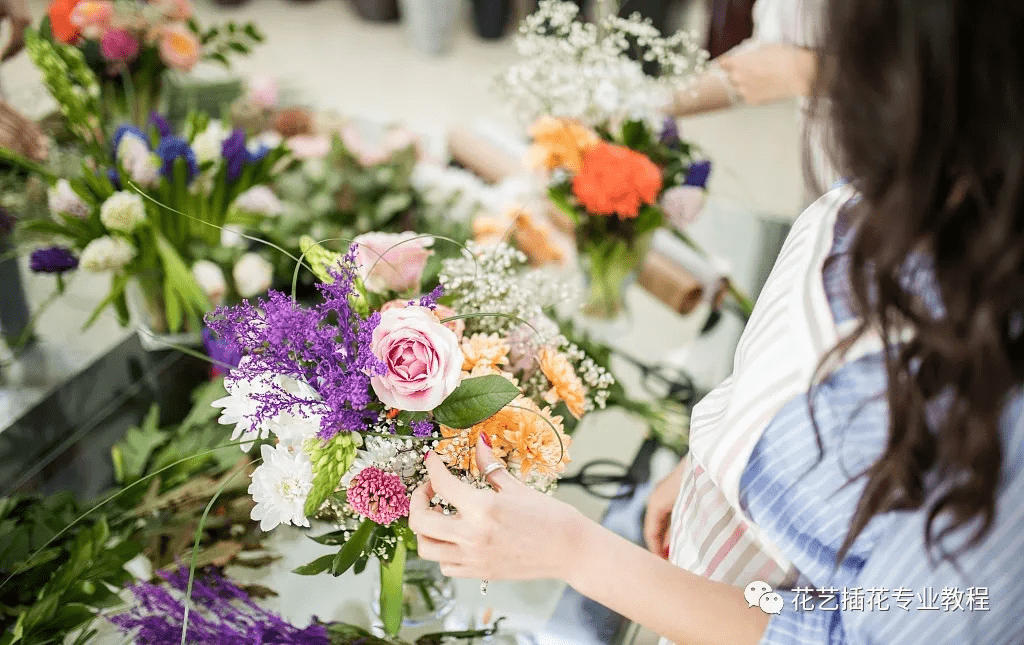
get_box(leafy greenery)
[432,375,522,429]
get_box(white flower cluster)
[561,340,615,411]
[47,179,89,219]
[340,435,431,494]
[497,0,708,125]
[99,191,146,233]
[439,241,574,337]
[80,236,136,271]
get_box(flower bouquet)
[205,237,611,635]
[499,0,722,319]
[17,110,286,339]
[40,0,262,126]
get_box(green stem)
[380,541,408,637]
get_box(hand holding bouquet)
[206,237,612,635]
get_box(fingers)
[414,534,463,563]
[475,434,518,491]
[642,504,672,558]
[423,450,475,507]
[408,482,453,539]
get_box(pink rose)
[370,306,463,411]
[353,231,432,294]
[660,185,706,232]
[100,28,139,63]
[381,299,465,339]
[157,24,201,71]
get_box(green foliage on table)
[0,379,270,644]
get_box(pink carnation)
[346,466,410,525]
[100,28,139,63]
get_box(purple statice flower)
[205,249,391,440]
[410,419,434,437]
[417,284,444,310]
[683,160,712,189]
[149,111,173,139]
[30,246,79,273]
[221,129,249,181]
[157,136,198,182]
[0,207,15,236]
[112,124,149,158]
[110,566,329,645]
[659,117,680,147]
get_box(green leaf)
[379,539,407,637]
[83,272,130,329]
[292,553,334,576]
[432,375,521,429]
[304,467,341,517]
[163,278,183,333]
[620,119,650,149]
[111,405,165,484]
[331,520,374,576]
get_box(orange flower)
[472,215,506,246]
[538,347,587,419]
[157,24,201,71]
[572,142,663,219]
[526,116,599,174]
[48,0,84,44]
[461,333,510,373]
[435,421,511,477]
[511,209,565,266]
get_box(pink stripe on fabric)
[702,524,748,578]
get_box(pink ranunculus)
[70,1,112,38]
[100,28,139,63]
[381,299,465,339]
[369,306,463,411]
[157,24,201,71]
[248,75,279,109]
[660,185,707,232]
[352,231,432,294]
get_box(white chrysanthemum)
[248,444,313,532]
[99,191,146,233]
[191,260,227,306]
[48,179,89,219]
[233,252,274,299]
[232,185,283,217]
[117,136,160,188]
[340,435,422,489]
[268,376,326,451]
[212,362,278,451]
[79,236,136,271]
[192,120,229,165]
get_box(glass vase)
[579,237,648,320]
[372,552,456,629]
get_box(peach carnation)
[538,347,587,419]
[461,333,510,373]
[526,116,599,174]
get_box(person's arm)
[409,439,772,645]
[0,0,31,61]
[669,42,818,117]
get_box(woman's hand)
[409,435,588,582]
[643,458,686,558]
[717,42,817,105]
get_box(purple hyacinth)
[659,117,680,147]
[205,249,398,440]
[157,136,198,182]
[30,246,79,273]
[221,129,249,181]
[110,566,329,645]
[683,160,712,189]
[149,111,173,139]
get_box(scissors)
[559,458,638,501]
[610,349,700,406]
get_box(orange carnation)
[48,0,84,44]
[526,116,599,174]
[538,347,587,419]
[572,142,663,219]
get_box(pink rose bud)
[370,306,464,411]
[100,28,140,63]
[352,231,433,294]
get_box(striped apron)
[665,185,858,602]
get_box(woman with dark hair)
[408,1,1024,643]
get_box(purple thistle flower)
[204,249,400,440]
[112,124,149,158]
[110,566,329,645]
[30,246,79,273]
[149,111,173,139]
[157,136,198,182]
[221,129,249,181]
[683,160,712,189]
[659,117,680,147]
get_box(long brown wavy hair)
[811,0,1024,562]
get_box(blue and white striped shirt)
[739,214,1024,645]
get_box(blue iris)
[157,136,198,182]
